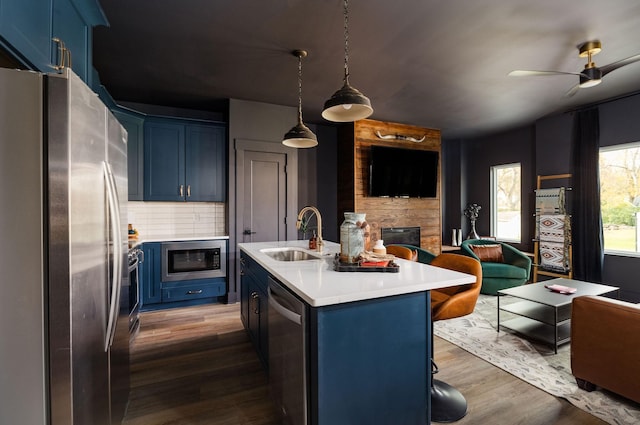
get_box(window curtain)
[570,107,603,282]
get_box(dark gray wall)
[296,122,339,243]
[228,98,297,303]
[447,92,640,302]
[226,100,339,302]
[449,126,535,253]
[313,124,339,242]
[442,139,463,245]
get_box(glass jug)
[340,212,366,263]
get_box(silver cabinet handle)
[186,289,203,295]
[187,185,191,197]
[179,184,184,197]
[251,291,260,314]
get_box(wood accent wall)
[337,119,442,254]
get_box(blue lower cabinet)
[242,255,432,425]
[240,252,269,367]
[141,242,161,306]
[140,241,228,311]
[162,279,225,302]
[309,292,431,425]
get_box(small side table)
[497,278,619,353]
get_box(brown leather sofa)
[571,295,640,404]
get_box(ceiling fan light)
[322,81,373,122]
[579,67,603,88]
[579,78,602,88]
[283,122,318,148]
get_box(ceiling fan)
[508,40,640,97]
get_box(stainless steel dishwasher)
[268,276,307,425]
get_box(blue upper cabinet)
[0,0,106,86]
[144,118,226,202]
[144,119,187,202]
[0,0,52,71]
[185,124,226,202]
[113,110,145,201]
[52,0,89,82]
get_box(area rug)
[433,295,640,425]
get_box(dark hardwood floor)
[123,303,604,425]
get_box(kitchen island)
[238,240,475,425]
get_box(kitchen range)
[239,240,475,425]
[0,68,129,425]
[128,247,143,336]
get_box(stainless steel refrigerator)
[0,67,130,425]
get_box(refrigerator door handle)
[104,161,123,352]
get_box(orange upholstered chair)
[386,244,418,261]
[430,253,483,321]
[429,253,482,422]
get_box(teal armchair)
[460,239,531,295]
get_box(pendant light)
[282,50,318,148]
[322,0,373,122]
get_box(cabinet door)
[141,243,162,306]
[240,253,269,366]
[185,124,226,201]
[240,253,250,328]
[52,0,88,82]
[0,0,52,71]
[114,110,144,200]
[248,281,268,366]
[144,120,185,201]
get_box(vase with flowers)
[463,203,481,240]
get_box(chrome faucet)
[296,206,323,251]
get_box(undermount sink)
[261,247,318,261]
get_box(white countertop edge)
[239,240,476,307]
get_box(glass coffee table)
[497,278,619,353]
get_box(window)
[599,143,640,255]
[491,163,521,242]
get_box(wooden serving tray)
[333,255,399,273]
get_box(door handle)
[243,229,256,235]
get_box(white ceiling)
[93,0,640,138]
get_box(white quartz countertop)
[238,240,476,307]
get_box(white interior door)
[241,150,287,242]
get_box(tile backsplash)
[128,202,226,240]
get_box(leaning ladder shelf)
[532,174,573,282]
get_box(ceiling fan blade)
[600,53,640,76]
[565,83,581,97]
[508,70,581,77]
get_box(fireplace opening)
[381,226,421,247]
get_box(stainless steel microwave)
[161,240,227,282]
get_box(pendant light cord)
[343,0,350,83]
[297,53,304,124]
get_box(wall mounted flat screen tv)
[369,145,438,198]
